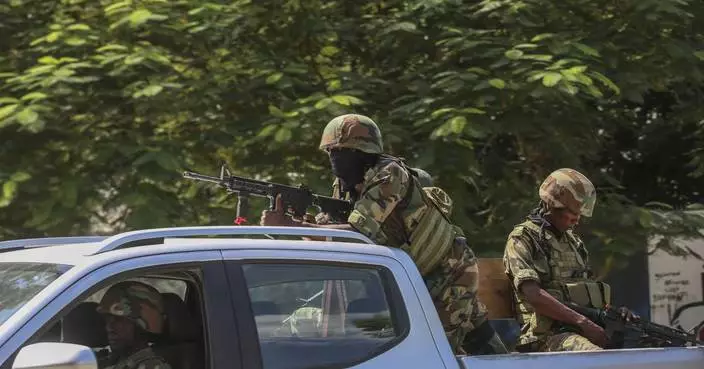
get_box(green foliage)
[1,0,704,272]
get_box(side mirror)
[12,342,97,369]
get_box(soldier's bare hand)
[260,194,299,227]
[578,318,608,347]
[616,306,640,322]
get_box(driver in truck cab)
[96,281,172,369]
[260,113,508,355]
[503,168,639,352]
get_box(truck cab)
[0,226,702,369]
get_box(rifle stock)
[183,165,352,223]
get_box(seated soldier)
[96,281,173,369]
[504,168,637,352]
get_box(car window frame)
[225,258,411,369]
[0,251,240,369]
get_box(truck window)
[0,262,71,327]
[29,272,205,369]
[242,263,408,369]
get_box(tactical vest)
[335,156,458,276]
[508,220,611,338]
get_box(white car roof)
[0,226,399,267]
[1,242,105,265]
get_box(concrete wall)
[648,238,704,340]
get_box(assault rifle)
[183,165,352,223]
[563,301,703,349]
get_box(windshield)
[0,262,71,327]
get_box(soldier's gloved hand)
[260,194,300,227]
[616,306,640,322]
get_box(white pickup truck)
[0,226,702,369]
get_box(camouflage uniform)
[102,347,171,369]
[97,281,172,369]
[319,114,504,354]
[504,168,603,352]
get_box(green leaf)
[133,85,163,98]
[257,125,278,137]
[46,31,62,42]
[38,56,60,65]
[0,104,19,120]
[321,46,339,57]
[275,127,292,142]
[28,65,56,75]
[505,49,524,59]
[97,44,129,53]
[0,97,20,105]
[448,116,467,134]
[104,1,131,14]
[16,108,39,125]
[124,55,145,65]
[694,51,704,61]
[331,95,363,106]
[531,33,555,42]
[188,7,206,15]
[20,92,48,101]
[266,72,283,84]
[489,78,506,89]
[590,71,621,94]
[431,108,455,118]
[10,172,31,182]
[384,22,418,34]
[53,68,76,77]
[129,9,153,27]
[460,107,486,115]
[67,24,91,31]
[573,43,600,57]
[64,37,87,46]
[521,54,553,62]
[268,105,285,117]
[314,97,333,109]
[0,181,18,208]
[542,72,563,87]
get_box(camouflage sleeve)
[503,232,540,291]
[135,358,172,369]
[347,163,409,241]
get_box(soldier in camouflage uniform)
[260,113,507,355]
[96,281,172,369]
[503,169,638,352]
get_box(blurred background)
[1,0,703,339]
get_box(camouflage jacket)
[102,347,171,369]
[337,155,429,248]
[503,219,593,345]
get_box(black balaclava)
[329,148,379,194]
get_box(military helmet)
[319,114,383,154]
[412,168,433,187]
[539,168,596,217]
[96,281,165,334]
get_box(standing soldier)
[503,168,637,352]
[260,113,508,355]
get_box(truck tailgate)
[459,347,704,369]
